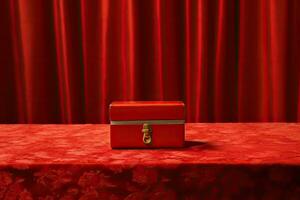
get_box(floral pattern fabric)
[0,123,300,199]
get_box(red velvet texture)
[0,0,300,123]
[1,124,300,199]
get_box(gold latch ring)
[142,123,152,145]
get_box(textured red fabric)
[0,123,300,199]
[0,0,300,123]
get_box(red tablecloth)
[0,123,300,199]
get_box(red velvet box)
[109,101,185,148]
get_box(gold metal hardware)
[142,123,152,145]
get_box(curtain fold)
[0,0,299,123]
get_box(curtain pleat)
[0,0,299,123]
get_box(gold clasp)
[142,123,152,145]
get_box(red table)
[0,123,300,199]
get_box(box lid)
[109,101,185,121]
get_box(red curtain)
[0,0,299,123]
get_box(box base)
[110,124,185,148]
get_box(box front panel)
[110,124,184,148]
